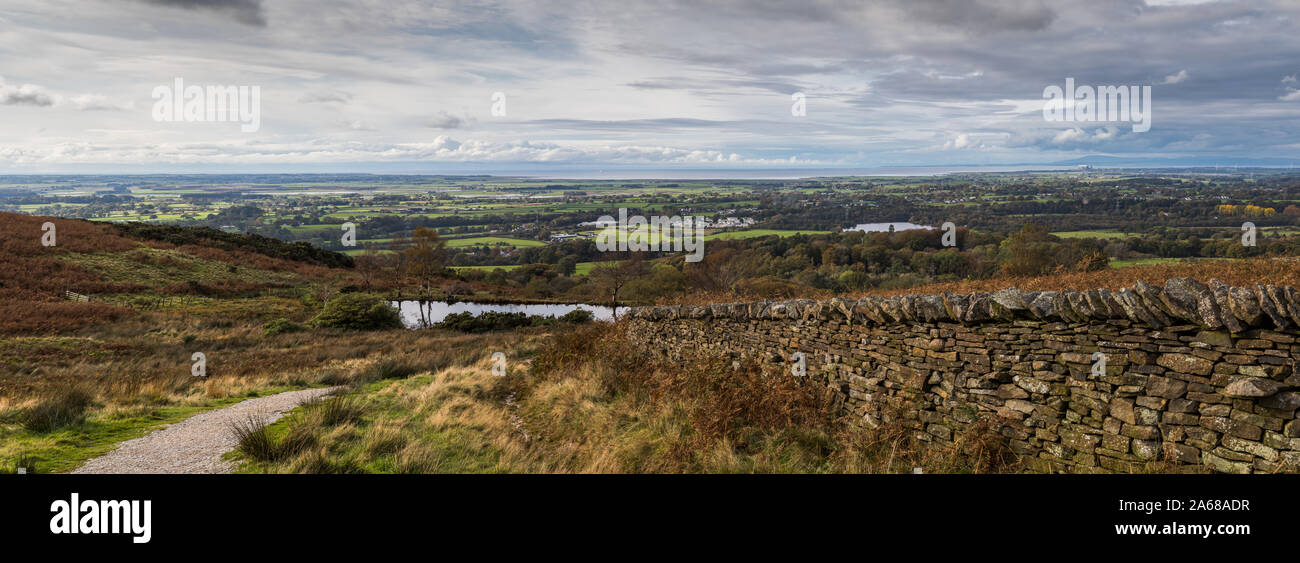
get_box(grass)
[20,387,94,433]
[704,229,832,240]
[1109,257,1183,268]
[444,236,545,248]
[450,264,524,272]
[229,324,1020,474]
[231,333,531,473]
[654,255,1300,304]
[0,282,550,472]
[61,246,306,288]
[0,390,296,473]
[231,410,320,463]
[1050,229,1134,239]
[450,261,604,275]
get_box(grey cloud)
[426,111,466,129]
[901,0,1057,32]
[299,90,353,104]
[137,0,266,26]
[0,82,54,107]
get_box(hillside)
[0,212,353,334]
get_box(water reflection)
[843,222,934,233]
[394,300,627,328]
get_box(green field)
[705,229,832,241]
[1109,257,1181,268]
[444,236,545,248]
[450,264,523,272]
[450,261,608,275]
[1052,230,1134,239]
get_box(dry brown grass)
[499,324,1020,473]
[0,212,365,334]
[855,256,1300,297]
[663,256,1300,305]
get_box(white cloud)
[0,135,836,167]
[943,133,987,150]
[68,94,133,111]
[2,0,1300,169]
[1050,126,1120,145]
[1052,128,1085,144]
[1280,88,1300,102]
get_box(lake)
[843,222,934,233]
[394,300,626,328]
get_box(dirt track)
[70,387,339,474]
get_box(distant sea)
[510,165,1078,180]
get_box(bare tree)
[590,254,649,317]
[402,227,448,297]
[355,247,385,290]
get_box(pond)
[394,300,627,328]
[843,222,934,233]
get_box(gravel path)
[71,387,341,474]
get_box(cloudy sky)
[1,0,1298,173]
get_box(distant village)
[548,215,757,241]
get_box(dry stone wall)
[623,278,1300,473]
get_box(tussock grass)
[230,415,316,462]
[231,323,1022,474]
[1,454,39,474]
[21,386,94,433]
[299,393,364,426]
[371,360,420,381]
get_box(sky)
[1,0,1299,173]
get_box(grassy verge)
[228,324,1022,474]
[0,387,304,474]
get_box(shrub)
[558,309,594,323]
[263,318,305,336]
[310,294,403,330]
[434,311,532,332]
[22,387,93,433]
[443,281,474,296]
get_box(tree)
[355,248,389,290]
[685,247,767,294]
[403,227,447,296]
[590,256,649,315]
[999,223,1055,277]
[558,255,579,277]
